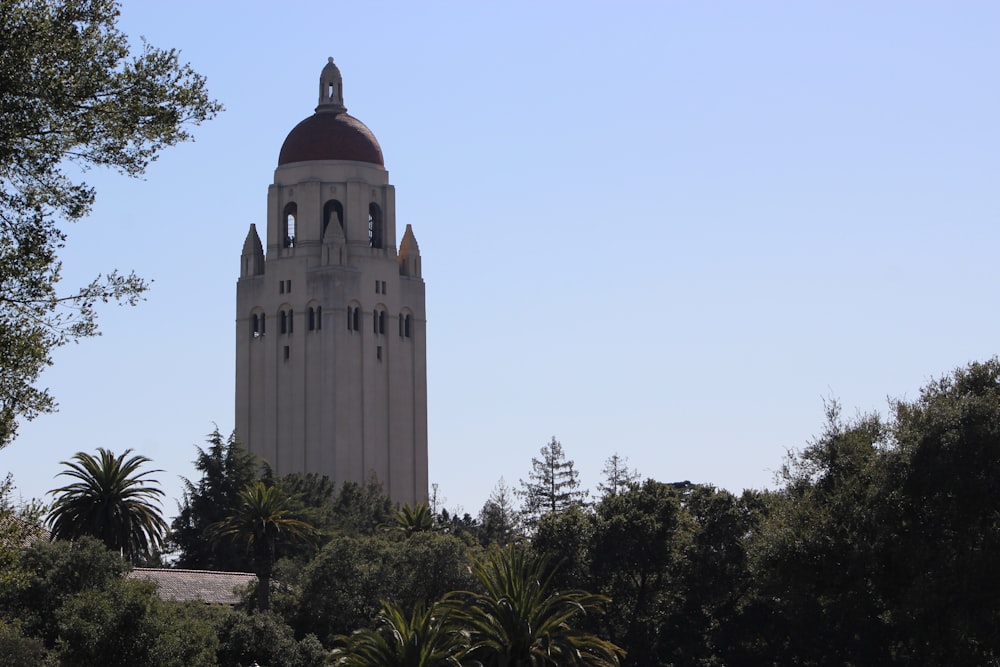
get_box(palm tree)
[333,600,468,667]
[209,481,316,610]
[47,448,167,563]
[443,545,625,666]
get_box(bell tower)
[235,59,428,504]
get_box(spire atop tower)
[317,57,347,113]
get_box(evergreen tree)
[169,429,259,570]
[477,477,520,546]
[596,453,640,499]
[518,437,587,527]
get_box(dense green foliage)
[170,429,260,571]
[0,0,221,446]
[47,448,167,563]
[6,359,1000,664]
[209,481,317,611]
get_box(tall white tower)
[236,59,427,505]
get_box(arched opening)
[251,313,260,337]
[347,305,360,332]
[368,202,383,249]
[283,202,297,248]
[322,199,344,239]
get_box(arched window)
[368,202,383,249]
[283,202,297,248]
[347,305,360,332]
[307,306,323,331]
[322,200,344,239]
[251,313,260,338]
[280,310,287,334]
[373,309,386,335]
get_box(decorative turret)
[317,57,346,113]
[240,224,264,277]
[398,224,421,278]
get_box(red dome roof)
[277,111,384,166]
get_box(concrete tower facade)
[236,59,427,505]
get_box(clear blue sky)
[4,1,999,519]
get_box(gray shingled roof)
[127,568,256,605]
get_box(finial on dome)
[317,57,346,113]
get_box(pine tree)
[597,453,641,498]
[478,477,520,545]
[518,437,587,527]
[169,429,259,570]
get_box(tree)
[215,609,328,667]
[47,448,167,563]
[749,402,895,665]
[0,536,127,648]
[886,359,1000,663]
[595,454,639,499]
[333,601,467,667]
[330,475,394,535]
[170,428,259,570]
[53,579,220,667]
[443,545,624,666]
[518,437,587,527]
[209,481,316,611]
[589,480,688,665]
[292,531,477,646]
[477,477,520,546]
[0,0,221,447]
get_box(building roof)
[277,58,384,167]
[278,111,384,166]
[0,514,49,550]
[127,568,256,605]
